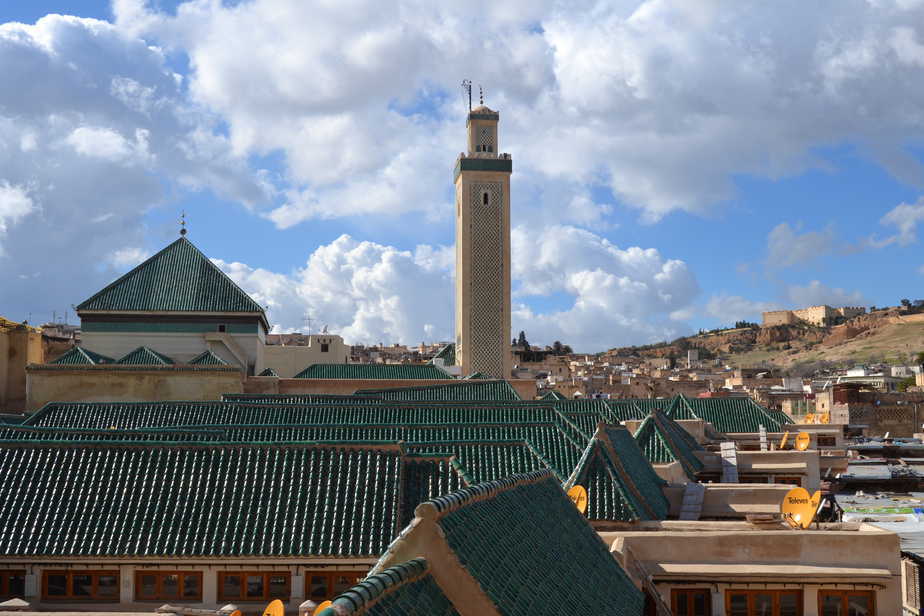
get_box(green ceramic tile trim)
[188,349,229,366]
[81,321,258,333]
[116,346,175,365]
[670,394,793,433]
[424,470,644,616]
[354,380,520,401]
[295,364,451,380]
[319,558,460,616]
[633,410,704,480]
[77,237,267,318]
[48,346,115,365]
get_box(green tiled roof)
[0,441,457,557]
[564,424,669,522]
[295,363,451,380]
[670,395,793,433]
[355,380,520,401]
[418,470,644,616]
[76,237,266,319]
[188,349,228,366]
[0,414,25,425]
[319,558,459,616]
[429,343,455,367]
[26,402,563,430]
[257,367,279,377]
[633,410,704,480]
[117,346,175,365]
[539,390,566,401]
[0,425,225,442]
[406,441,561,484]
[222,393,379,403]
[48,346,115,365]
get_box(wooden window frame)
[305,571,367,603]
[774,476,803,487]
[41,570,120,602]
[217,571,291,602]
[725,589,803,615]
[671,587,712,615]
[134,571,203,602]
[0,570,25,599]
[817,589,876,615]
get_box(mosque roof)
[187,349,229,366]
[633,409,704,480]
[76,237,267,325]
[294,363,451,380]
[354,380,520,401]
[48,346,115,366]
[116,346,175,365]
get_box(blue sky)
[1,1,923,351]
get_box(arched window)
[483,192,489,206]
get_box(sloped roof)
[76,237,266,321]
[429,343,455,367]
[383,470,644,616]
[48,346,115,366]
[539,390,566,401]
[257,367,279,377]
[188,349,228,366]
[117,346,175,365]
[295,364,451,380]
[633,410,704,480]
[354,380,520,401]
[564,424,669,522]
[0,441,458,557]
[669,395,792,433]
[318,558,459,616]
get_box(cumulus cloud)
[785,280,866,307]
[873,197,924,246]
[109,0,924,227]
[214,226,698,351]
[766,222,836,268]
[705,294,779,325]
[0,14,269,320]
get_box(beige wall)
[605,522,901,616]
[261,335,350,378]
[1,326,43,412]
[273,377,537,400]
[763,310,797,327]
[26,367,242,410]
[82,330,262,372]
[663,484,796,518]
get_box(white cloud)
[705,294,779,325]
[0,14,269,320]
[106,246,151,269]
[785,280,866,307]
[766,222,835,268]
[114,0,924,225]
[875,197,924,246]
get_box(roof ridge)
[321,558,431,615]
[417,469,553,519]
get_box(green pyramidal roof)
[49,346,115,366]
[76,237,267,321]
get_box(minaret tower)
[454,93,512,378]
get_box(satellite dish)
[567,485,588,515]
[229,611,241,616]
[819,412,830,424]
[795,432,811,451]
[313,601,333,615]
[781,486,820,529]
[262,599,284,616]
[804,413,815,424]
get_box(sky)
[1,0,924,352]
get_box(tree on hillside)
[517,330,529,350]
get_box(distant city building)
[454,102,512,378]
[762,304,866,327]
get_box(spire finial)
[180,210,187,236]
[461,79,472,111]
[479,85,484,106]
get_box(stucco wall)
[1,327,43,412]
[81,331,261,371]
[261,341,350,378]
[26,367,242,410]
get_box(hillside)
[609,309,924,373]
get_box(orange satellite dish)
[313,601,333,615]
[819,412,830,424]
[781,486,820,529]
[230,611,241,616]
[567,485,588,515]
[803,413,815,424]
[262,599,284,616]
[795,432,811,451]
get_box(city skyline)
[1,1,924,351]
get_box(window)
[135,571,202,601]
[818,590,875,615]
[217,324,227,332]
[218,572,290,601]
[726,590,802,616]
[775,476,803,487]
[483,192,489,206]
[321,343,329,353]
[42,571,119,601]
[817,436,837,447]
[306,571,366,603]
[0,570,25,599]
[672,588,711,615]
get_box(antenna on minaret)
[461,79,472,111]
[479,85,484,106]
[179,210,187,236]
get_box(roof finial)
[479,85,484,106]
[179,210,187,236]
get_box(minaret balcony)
[453,153,513,181]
